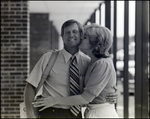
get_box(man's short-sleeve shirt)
[26,49,90,108]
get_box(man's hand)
[105,86,120,104]
[26,108,39,118]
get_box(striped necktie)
[69,56,81,116]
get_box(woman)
[33,23,119,118]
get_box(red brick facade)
[1,1,29,118]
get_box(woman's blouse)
[81,57,117,104]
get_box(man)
[24,19,118,118]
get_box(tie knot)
[70,56,76,62]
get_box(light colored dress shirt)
[81,57,117,104]
[26,48,90,109]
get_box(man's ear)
[61,36,64,41]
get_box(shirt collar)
[62,49,72,63]
[62,48,81,63]
[74,50,80,64]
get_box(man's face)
[79,34,91,54]
[62,23,80,47]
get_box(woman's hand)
[32,96,56,111]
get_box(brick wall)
[1,0,29,118]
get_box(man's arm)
[24,83,39,118]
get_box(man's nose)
[69,32,74,37]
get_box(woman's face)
[79,34,91,53]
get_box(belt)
[39,107,82,118]
[47,107,70,113]
[39,107,70,113]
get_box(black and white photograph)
[1,1,149,118]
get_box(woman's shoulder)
[95,58,113,67]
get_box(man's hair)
[61,19,84,39]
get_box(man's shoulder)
[79,51,91,61]
[43,49,59,54]
[41,49,60,60]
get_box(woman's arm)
[53,94,89,106]
[33,59,119,111]
[33,94,89,111]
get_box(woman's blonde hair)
[84,23,113,58]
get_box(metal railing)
[85,1,149,118]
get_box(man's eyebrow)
[73,29,78,31]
